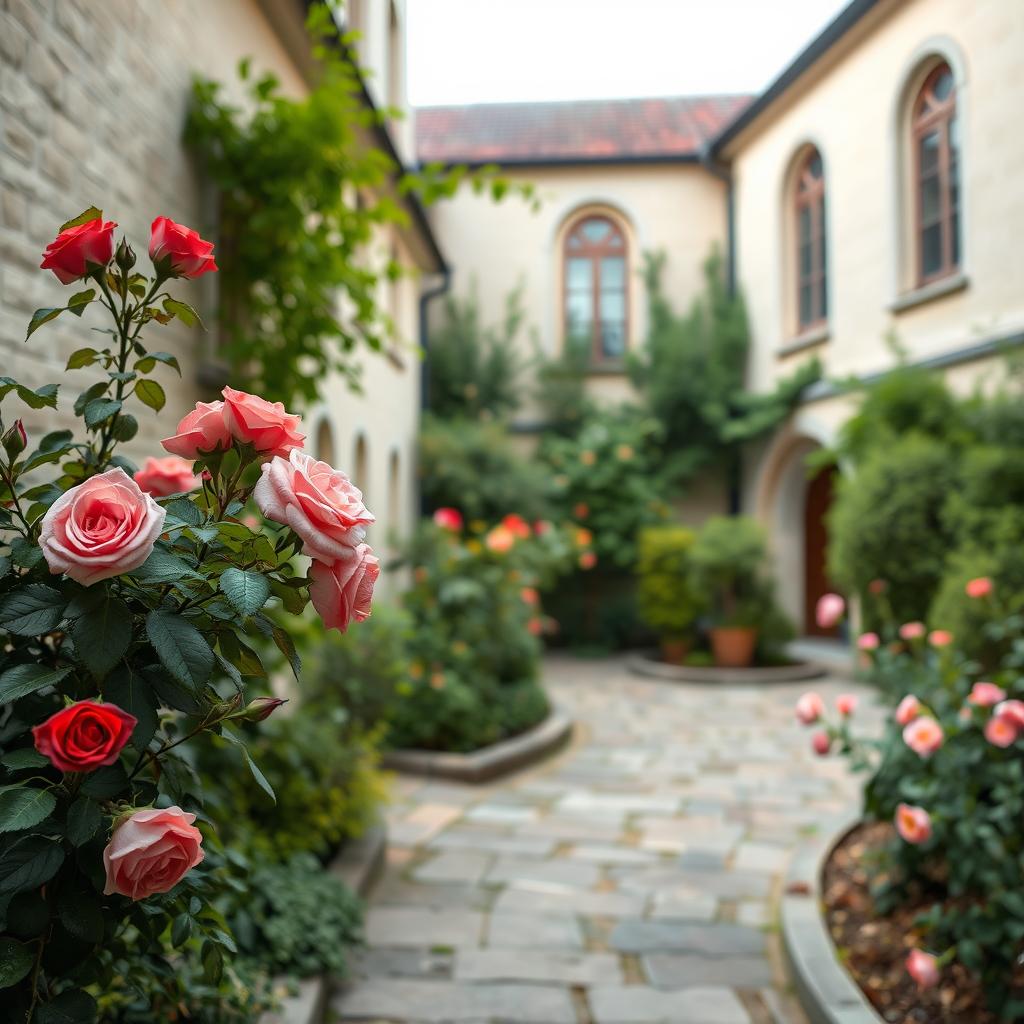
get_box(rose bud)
[895,803,932,844]
[115,237,137,273]
[1,419,27,461]
[895,694,922,726]
[906,949,940,989]
[815,593,845,629]
[33,700,136,773]
[795,692,824,725]
[40,215,117,284]
[965,576,992,599]
[899,621,926,640]
[149,216,217,279]
[134,456,202,497]
[242,696,288,722]
[811,731,831,756]
[836,693,858,717]
[928,629,953,648]
[903,716,944,757]
[103,806,204,900]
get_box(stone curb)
[627,652,828,684]
[258,821,388,1024]
[381,707,574,783]
[781,817,884,1024]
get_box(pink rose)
[161,400,232,460]
[985,716,1017,748]
[928,629,953,648]
[579,551,597,570]
[857,632,880,652]
[254,450,374,562]
[903,716,944,757]
[906,949,939,989]
[899,621,926,640]
[433,507,463,531]
[134,456,201,497]
[836,693,858,717]
[40,468,165,586]
[308,544,380,633]
[221,386,304,457]
[795,692,824,725]
[995,699,1024,730]
[521,587,540,606]
[40,216,116,284]
[965,576,992,599]
[815,593,844,629]
[103,806,204,900]
[149,216,217,279]
[895,803,932,844]
[895,695,922,726]
[968,681,1006,707]
[811,731,831,756]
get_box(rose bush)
[0,207,380,1020]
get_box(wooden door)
[804,466,839,636]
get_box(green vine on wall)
[186,2,532,408]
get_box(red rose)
[33,700,137,773]
[149,216,217,279]
[40,217,117,285]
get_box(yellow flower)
[466,539,483,554]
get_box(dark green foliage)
[636,526,701,641]
[534,336,593,437]
[426,286,527,420]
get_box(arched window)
[912,63,959,284]
[794,149,827,330]
[387,450,400,540]
[315,419,335,465]
[353,434,369,505]
[563,214,628,362]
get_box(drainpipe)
[699,147,741,513]
[417,267,451,513]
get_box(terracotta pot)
[710,627,758,668]
[659,638,690,665]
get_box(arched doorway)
[803,465,840,637]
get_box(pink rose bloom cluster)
[795,691,858,757]
[985,697,1024,748]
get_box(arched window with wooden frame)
[563,214,628,363]
[794,148,827,331]
[912,62,959,284]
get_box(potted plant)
[689,516,773,668]
[637,525,702,663]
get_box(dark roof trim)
[417,152,703,171]
[710,0,882,157]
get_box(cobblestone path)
[333,654,870,1024]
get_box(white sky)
[408,0,851,106]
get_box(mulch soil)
[822,822,999,1023]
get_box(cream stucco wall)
[727,0,1024,398]
[426,162,730,423]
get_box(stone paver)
[334,654,873,1023]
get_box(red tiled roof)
[415,95,754,165]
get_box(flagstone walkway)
[333,654,874,1024]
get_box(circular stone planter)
[381,707,573,784]
[627,651,827,684]
[781,817,883,1024]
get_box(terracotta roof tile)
[415,95,753,165]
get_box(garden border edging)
[781,816,884,1024]
[627,652,828,684]
[258,821,387,1024]
[381,707,574,783]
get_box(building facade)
[416,0,1024,635]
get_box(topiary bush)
[636,525,701,643]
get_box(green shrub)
[637,526,701,641]
[230,854,362,979]
[828,435,957,623]
[419,413,554,522]
[689,516,775,628]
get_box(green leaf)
[74,381,107,416]
[83,398,121,428]
[220,567,270,618]
[0,749,48,771]
[0,937,34,988]
[66,347,98,370]
[102,664,157,750]
[201,940,223,985]
[0,584,66,635]
[146,611,214,689]
[9,538,43,569]
[59,207,102,232]
[65,798,101,847]
[164,498,203,527]
[0,787,56,833]
[15,383,59,410]
[163,298,201,328]
[171,912,192,948]
[80,762,127,799]
[35,989,98,1024]
[134,378,165,412]
[221,728,275,804]
[66,289,96,317]
[111,413,138,442]
[0,664,73,705]
[135,351,181,376]
[272,624,301,680]
[26,307,63,340]
[69,593,131,679]
[58,887,103,944]
[131,547,202,584]
[143,666,202,715]
[0,835,64,894]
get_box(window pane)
[600,292,625,358]
[799,284,812,327]
[600,257,625,290]
[808,153,822,179]
[932,67,953,102]
[799,241,812,277]
[951,208,960,267]
[579,219,609,243]
[920,174,941,224]
[566,291,592,339]
[798,206,812,244]
[921,222,943,277]
[818,275,828,321]
[919,131,940,174]
[567,258,592,291]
